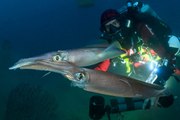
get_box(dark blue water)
[0,0,179,120]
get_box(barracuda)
[9,41,124,70]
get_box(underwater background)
[0,0,179,120]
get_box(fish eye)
[52,55,61,62]
[75,72,86,81]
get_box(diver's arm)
[94,59,110,72]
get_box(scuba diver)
[94,0,180,110]
[95,0,180,85]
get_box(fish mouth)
[9,57,47,70]
[9,57,84,83]
[9,57,62,73]
[9,57,76,79]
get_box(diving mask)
[104,19,121,34]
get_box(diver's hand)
[129,53,141,62]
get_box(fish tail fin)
[101,40,125,59]
[104,40,122,51]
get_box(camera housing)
[89,95,174,120]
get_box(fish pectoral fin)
[41,72,51,78]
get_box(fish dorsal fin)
[134,78,165,90]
